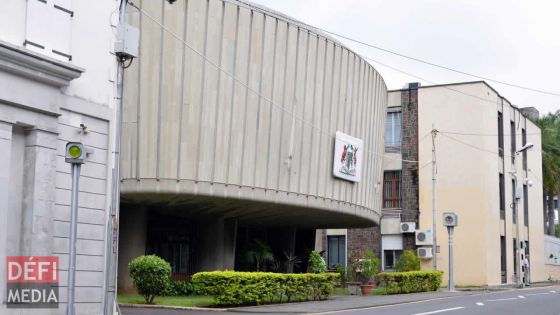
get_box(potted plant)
[346,258,361,295]
[359,250,380,295]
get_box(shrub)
[395,249,421,272]
[378,270,443,294]
[192,271,339,305]
[165,280,197,296]
[308,250,327,273]
[335,264,347,285]
[128,255,172,304]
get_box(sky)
[249,0,560,116]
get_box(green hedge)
[165,280,197,296]
[192,271,339,305]
[378,270,443,294]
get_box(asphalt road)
[121,285,560,315]
[320,286,560,315]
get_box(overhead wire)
[299,24,560,97]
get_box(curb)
[119,303,228,312]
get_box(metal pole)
[66,163,81,315]
[447,226,454,291]
[513,172,521,287]
[103,1,127,314]
[432,127,437,270]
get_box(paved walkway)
[228,290,477,313]
[121,282,560,315]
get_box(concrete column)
[314,229,324,252]
[20,129,57,256]
[117,205,148,294]
[198,218,237,271]
[0,121,12,304]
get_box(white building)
[0,0,119,313]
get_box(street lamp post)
[64,142,87,315]
[513,142,533,288]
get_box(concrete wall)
[415,82,546,286]
[121,0,388,226]
[0,0,118,313]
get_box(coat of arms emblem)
[340,144,358,176]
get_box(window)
[383,250,402,270]
[510,121,516,164]
[385,112,402,148]
[512,179,517,224]
[383,171,401,208]
[555,199,559,210]
[523,184,529,227]
[24,0,73,61]
[499,173,505,218]
[522,128,527,171]
[498,112,504,158]
[327,235,346,269]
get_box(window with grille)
[385,112,402,149]
[499,173,505,219]
[498,112,504,158]
[383,171,401,208]
[522,128,527,171]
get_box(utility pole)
[431,127,438,270]
[104,0,137,313]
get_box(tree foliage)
[538,111,560,196]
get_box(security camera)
[80,123,90,134]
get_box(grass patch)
[333,286,388,296]
[117,295,214,308]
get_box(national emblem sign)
[333,131,363,182]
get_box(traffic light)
[65,142,86,164]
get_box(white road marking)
[476,302,484,306]
[484,297,518,302]
[550,290,557,293]
[526,292,549,296]
[518,295,526,299]
[411,307,465,315]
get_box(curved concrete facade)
[121,0,388,227]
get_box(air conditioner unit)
[417,247,433,259]
[400,222,416,233]
[415,229,433,246]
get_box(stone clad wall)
[400,88,419,250]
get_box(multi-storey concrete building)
[0,0,119,313]
[378,81,560,286]
[117,0,388,292]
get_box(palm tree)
[537,111,560,235]
[245,239,274,272]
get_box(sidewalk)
[228,290,478,313]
